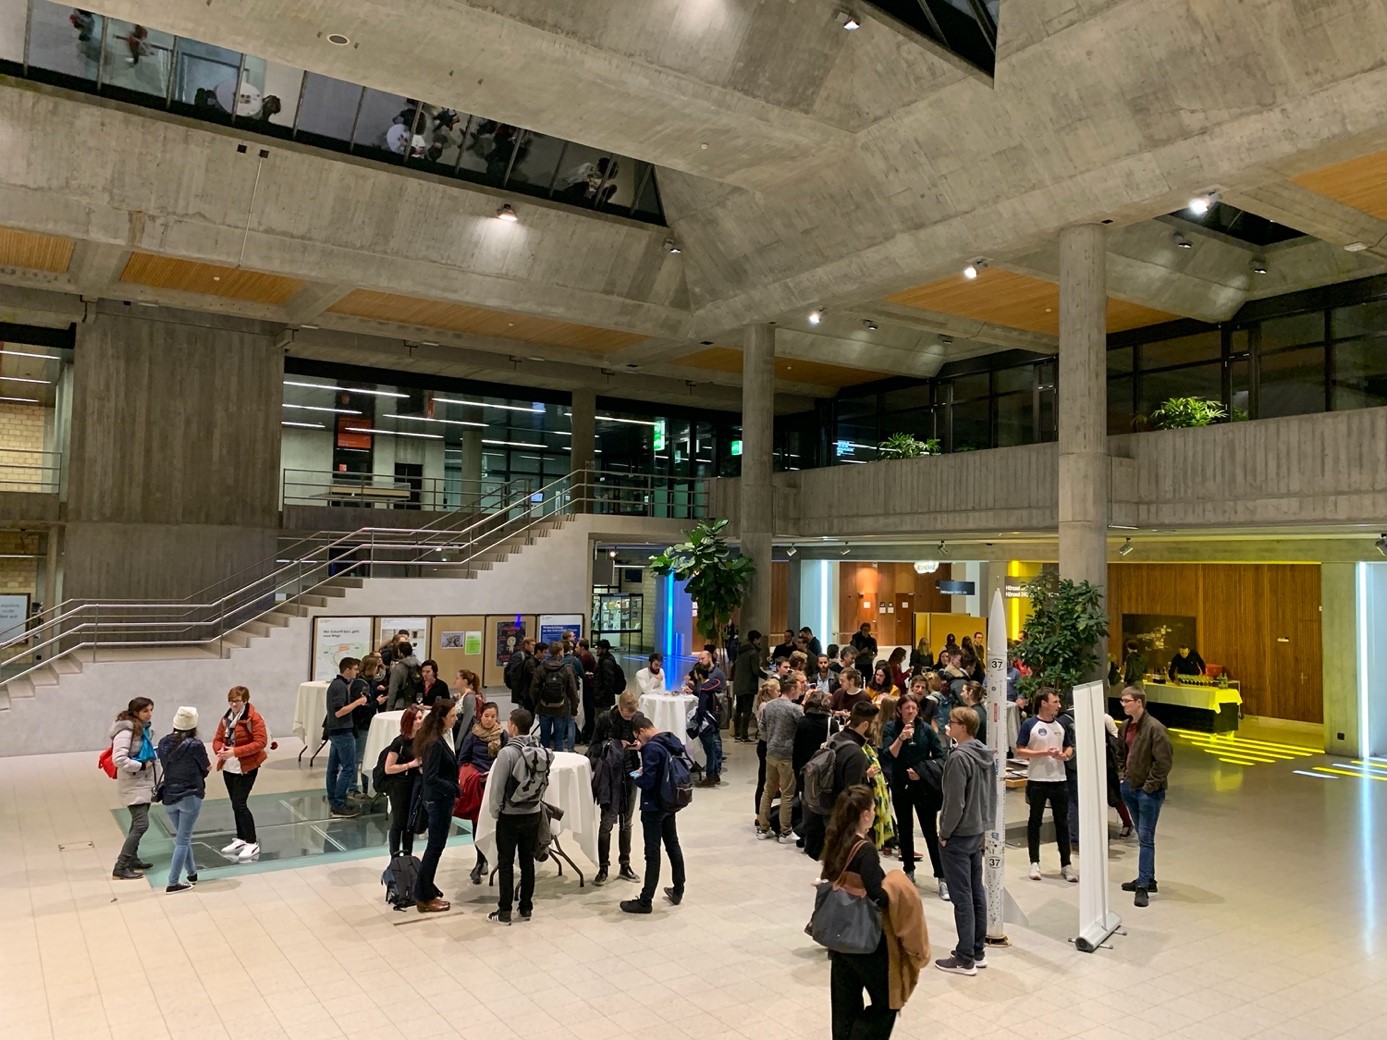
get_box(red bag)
[97,745,117,779]
[453,763,483,823]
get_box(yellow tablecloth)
[1142,681,1241,712]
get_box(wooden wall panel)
[1108,563,1322,724]
[0,226,74,272]
[1292,150,1387,221]
[121,252,306,305]
[770,561,789,637]
[675,347,891,388]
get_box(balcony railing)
[280,469,533,513]
[0,449,61,493]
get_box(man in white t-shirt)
[1016,688,1077,882]
[635,653,666,697]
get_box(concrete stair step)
[316,585,348,598]
[271,603,309,618]
[296,595,331,608]
[28,664,59,687]
[324,576,364,589]
[52,656,84,675]
[3,675,34,700]
[261,611,291,628]
[76,645,223,664]
[220,630,253,650]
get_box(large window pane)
[950,400,991,451]
[353,89,416,156]
[1140,331,1220,370]
[631,164,663,222]
[950,373,989,402]
[1108,375,1135,434]
[552,143,615,205]
[994,364,1037,394]
[1332,338,1387,411]
[994,391,1034,447]
[0,0,27,62]
[1258,347,1325,418]
[1261,312,1324,351]
[295,73,363,145]
[403,104,469,173]
[27,2,101,83]
[1139,362,1223,421]
[504,130,564,190]
[101,20,174,100]
[1332,300,1387,340]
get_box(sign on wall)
[538,613,584,648]
[496,620,526,667]
[312,617,374,681]
[377,616,429,653]
[0,594,29,643]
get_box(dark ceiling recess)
[865,0,998,76]
[1168,202,1306,247]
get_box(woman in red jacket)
[213,685,269,862]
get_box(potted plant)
[1150,396,1228,429]
[650,517,756,646]
[1013,572,1109,700]
[876,433,941,458]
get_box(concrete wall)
[1321,563,1359,757]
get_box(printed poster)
[439,631,465,648]
[377,616,429,653]
[496,620,525,667]
[312,617,373,681]
[538,613,584,648]
[463,631,483,655]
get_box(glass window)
[631,164,663,222]
[1138,363,1223,421]
[1108,375,1135,434]
[1260,312,1324,351]
[949,399,991,451]
[1331,300,1387,341]
[950,373,989,402]
[1258,347,1325,418]
[352,90,418,157]
[1140,331,1220,370]
[1332,338,1387,411]
[1107,347,1133,376]
[0,0,28,62]
[257,61,303,130]
[994,364,1036,394]
[596,154,638,214]
[101,20,175,100]
[26,2,102,83]
[551,143,615,205]
[295,73,363,145]
[1229,358,1250,422]
[404,104,470,173]
[994,392,1034,447]
[882,385,933,412]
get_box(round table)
[473,750,599,868]
[361,710,406,795]
[291,680,330,742]
[637,692,705,766]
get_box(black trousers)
[222,768,258,843]
[599,780,637,869]
[413,798,452,902]
[892,779,943,878]
[387,786,414,857]
[1027,779,1072,866]
[830,941,898,1040]
[638,809,685,906]
[734,694,755,740]
[496,812,541,916]
[802,809,827,861]
[753,740,767,812]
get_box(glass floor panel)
[112,790,471,887]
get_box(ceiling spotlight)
[607,549,618,559]
[839,545,851,556]
[786,545,798,557]
[808,309,824,325]
[837,10,862,30]
[1377,534,1387,557]
[664,237,682,254]
[496,203,518,222]
[913,560,939,575]
[326,32,350,46]
[939,335,954,345]
[1345,241,1369,253]
[963,264,978,280]
[1119,537,1135,557]
[1251,258,1268,276]
[862,320,878,331]
[1173,233,1192,249]
[1187,193,1216,216]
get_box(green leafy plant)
[876,433,940,458]
[1151,396,1228,429]
[1014,572,1109,699]
[650,518,755,645]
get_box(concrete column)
[43,526,60,613]
[460,429,483,509]
[741,324,775,637]
[1321,563,1359,756]
[570,389,595,511]
[1057,223,1110,678]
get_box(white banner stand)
[1072,678,1121,953]
[984,590,1013,946]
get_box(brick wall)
[0,401,50,491]
[0,530,39,600]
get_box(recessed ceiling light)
[1187,192,1216,215]
[1251,258,1269,275]
[496,203,518,222]
[837,11,862,30]
[326,32,350,46]
[1345,241,1369,252]
[963,264,978,280]
[1173,233,1192,249]
[664,237,682,254]
[808,309,823,325]
[211,275,221,281]
[862,320,878,331]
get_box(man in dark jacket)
[576,639,600,745]
[620,714,687,915]
[937,706,997,976]
[771,629,796,663]
[690,676,724,786]
[588,690,642,886]
[802,699,877,860]
[733,630,765,743]
[507,638,537,712]
[324,657,365,818]
[529,642,579,751]
[1119,687,1174,908]
[594,640,627,715]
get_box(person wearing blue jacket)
[158,706,210,893]
[620,715,687,915]
[690,674,725,786]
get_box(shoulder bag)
[810,839,883,955]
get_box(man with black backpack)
[386,641,421,710]
[506,637,538,712]
[528,641,578,751]
[621,713,689,915]
[800,699,877,860]
[593,639,627,716]
[484,707,553,924]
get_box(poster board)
[538,613,584,649]
[485,614,537,689]
[430,614,486,689]
[0,593,29,643]
[377,616,429,655]
[312,617,374,681]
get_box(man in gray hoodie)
[484,707,553,924]
[935,705,997,976]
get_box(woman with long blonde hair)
[752,677,780,818]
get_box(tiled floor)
[4,729,1386,1040]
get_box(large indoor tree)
[649,518,756,646]
[1013,572,1109,700]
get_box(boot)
[470,853,487,885]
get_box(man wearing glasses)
[1118,687,1174,907]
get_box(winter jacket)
[508,651,537,704]
[457,729,507,774]
[635,732,687,812]
[591,736,631,815]
[594,652,626,706]
[939,737,995,839]
[530,657,579,717]
[793,709,831,778]
[156,733,209,803]
[349,676,376,732]
[324,675,355,733]
[589,705,639,769]
[419,678,450,708]
[487,734,551,817]
[690,678,723,735]
[831,727,870,798]
[387,655,421,710]
[884,719,945,779]
[1121,712,1174,793]
[109,720,157,806]
[211,704,268,774]
[733,642,765,698]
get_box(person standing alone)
[935,706,996,975]
[1118,687,1173,907]
[324,657,365,818]
[486,708,553,924]
[1017,688,1077,883]
[213,685,269,862]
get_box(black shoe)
[620,899,652,914]
[166,883,192,894]
[1134,887,1150,908]
[186,873,198,885]
[134,860,154,871]
[470,862,486,885]
[112,867,144,880]
[488,910,512,925]
[594,868,609,886]
[1121,879,1158,893]
[664,887,683,906]
[618,866,639,882]
[330,806,360,818]
[518,910,532,922]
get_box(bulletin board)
[483,614,538,689]
[430,615,486,687]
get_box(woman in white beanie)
[157,706,210,893]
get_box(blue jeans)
[565,716,577,753]
[1119,781,1165,886]
[165,795,203,885]
[326,731,357,810]
[699,728,723,778]
[539,714,563,750]
[348,729,369,794]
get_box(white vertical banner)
[1072,679,1121,952]
[984,590,1010,943]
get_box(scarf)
[223,706,246,747]
[472,718,504,760]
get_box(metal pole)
[984,588,1012,946]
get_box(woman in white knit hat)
[157,706,210,893]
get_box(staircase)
[0,472,583,712]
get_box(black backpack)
[659,743,695,814]
[504,651,524,693]
[381,853,421,911]
[537,665,569,710]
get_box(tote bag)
[810,839,883,955]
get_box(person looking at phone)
[588,691,643,885]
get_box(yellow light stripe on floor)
[1169,730,1319,754]
[1351,760,1387,771]
[1313,767,1387,782]
[1212,756,1264,765]
[1178,740,1284,759]
[1175,737,1307,759]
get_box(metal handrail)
[280,469,516,512]
[0,448,63,493]
[0,470,708,690]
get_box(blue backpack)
[659,743,695,814]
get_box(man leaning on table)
[635,653,666,697]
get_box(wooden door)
[895,594,913,646]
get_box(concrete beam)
[1224,180,1387,260]
[67,242,133,298]
[282,282,354,326]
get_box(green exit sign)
[730,439,742,456]
[653,419,666,451]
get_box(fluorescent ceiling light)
[434,397,543,413]
[0,395,39,403]
[385,413,486,429]
[963,264,978,280]
[345,426,443,440]
[1345,241,1369,252]
[808,309,823,325]
[482,438,546,448]
[283,380,407,398]
[0,375,51,384]
[0,348,59,361]
[597,414,659,427]
[281,421,326,429]
[283,403,362,415]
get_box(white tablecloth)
[473,750,599,868]
[291,680,330,742]
[638,692,705,766]
[362,710,406,794]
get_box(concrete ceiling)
[1,1,1387,407]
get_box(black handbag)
[810,839,883,955]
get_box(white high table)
[362,709,407,796]
[637,692,705,767]
[291,680,331,766]
[473,750,599,883]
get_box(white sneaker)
[237,843,260,861]
[778,832,797,845]
[1028,862,1042,881]
[938,880,951,902]
[221,838,247,854]
[756,828,774,840]
[1061,865,1079,883]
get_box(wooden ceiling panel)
[0,227,74,273]
[1292,150,1387,221]
[120,252,306,305]
[676,346,890,388]
[885,267,1177,335]
[327,289,646,353]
